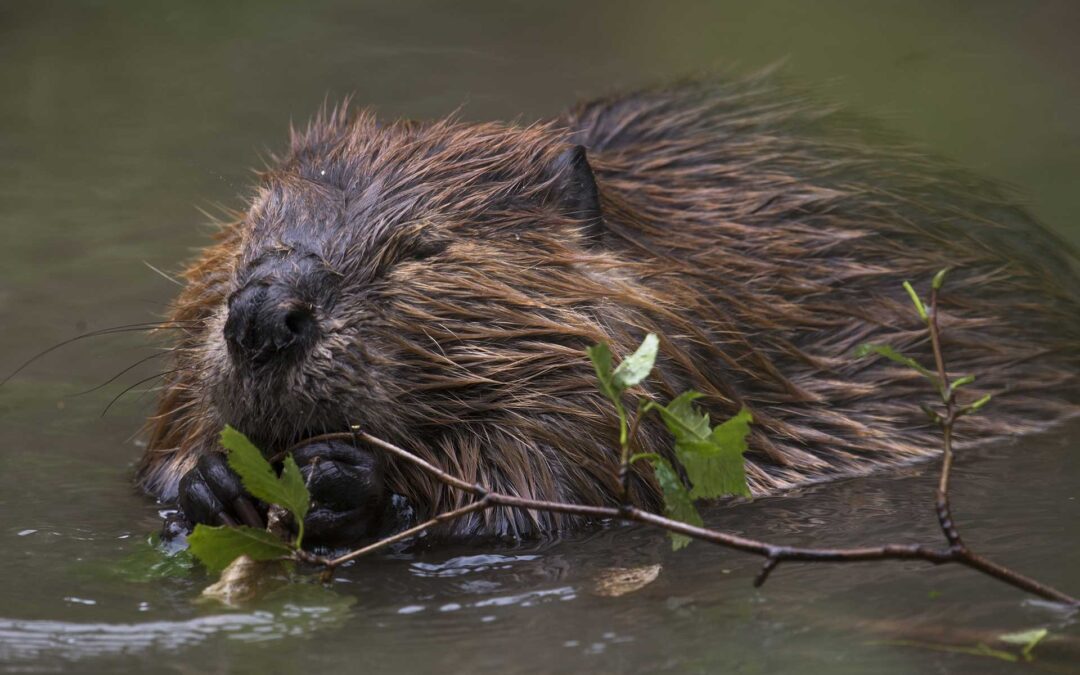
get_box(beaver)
[137,75,1080,544]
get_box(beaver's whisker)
[294,406,318,449]
[146,397,198,421]
[337,410,360,447]
[70,349,175,398]
[143,261,185,287]
[101,368,184,417]
[135,298,178,309]
[1,321,199,387]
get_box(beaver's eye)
[402,238,446,262]
[368,227,446,281]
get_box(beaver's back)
[562,78,1079,490]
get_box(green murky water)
[1,2,1077,673]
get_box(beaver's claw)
[177,452,266,529]
[292,441,392,546]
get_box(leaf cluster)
[589,333,754,550]
[187,426,312,572]
[855,270,991,415]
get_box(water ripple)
[0,602,346,661]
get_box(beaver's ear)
[549,144,604,245]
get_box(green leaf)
[949,375,975,393]
[587,342,618,404]
[932,267,950,290]
[187,524,293,573]
[628,451,660,465]
[221,426,285,504]
[854,343,937,381]
[652,391,710,439]
[686,408,753,499]
[612,333,659,390]
[221,426,310,523]
[998,628,1048,660]
[903,281,929,322]
[967,394,992,412]
[647,456,703,550]
[648,397,754,500]
[278,455,310,523]
[875,640,1018,663]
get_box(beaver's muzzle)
[223,281,318,369]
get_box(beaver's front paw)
[292,441,394,546]
[173,441,411,547]
[177,452,266,529]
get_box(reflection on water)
[1,608,337,659]
[1,581,356,662]
[410,553,543,578]
[0,1,1077,673]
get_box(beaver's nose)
[223,283,318,367]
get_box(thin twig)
[282,281,1077,606]
[619,401,647,505]
[326,498,491,567]
[927,284,963,548]
[291,435,1076,604]
[280,432,485,495]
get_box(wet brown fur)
[138,76,1080,537]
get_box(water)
[1,1,1077,672]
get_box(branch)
[283,280,1076,606]
[928,284,962,547]
[292,433,1076,604]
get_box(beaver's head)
[198,110,637,452]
